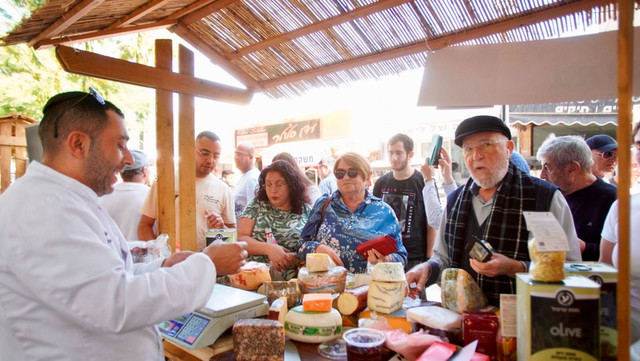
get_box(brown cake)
[232,319,285,361]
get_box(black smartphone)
[428,134,443,166]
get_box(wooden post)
[14,123,28,179]
[616,1,633,360]
[155,39,177,251]
[178,45,197,251]
[0,121,11,193]
[518,124,534,157]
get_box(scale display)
[159,284,268,350]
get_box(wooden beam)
[260,42,426,88]
[155,39,177,251]
[616,0,633,360]
[260,0,614,89]
[165,0,221,21]
[226,0,412,60]
[35,20,176,49]
[177,45,197,252]
[28,0,105,47]
[55,45,253,105]
[180,0,241,25]
[169,24,261,90]
[105,0,173,30]
[0,135,27,147]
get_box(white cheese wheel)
[306,253,331,272]
[367,280,405,314]
[284,306,342,343]
[371,262,406,282]
[406,305,462,330]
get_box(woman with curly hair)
[238,160,311,280]
[272,152,321,204]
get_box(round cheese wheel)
[284,306,342,343]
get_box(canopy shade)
[1,0,622,98]
[509,113,618,126]
[418,27,640,107]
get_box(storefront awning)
[509,113,618,126]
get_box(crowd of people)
[0,89,637,359]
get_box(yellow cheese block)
[358,308,411,334]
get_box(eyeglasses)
[234,151,249,157]
[462,140,506,156]
[335,168,359,179]
[631,142,640,152]
[51,87,105,138]
[196,148,220,160]
[596,150,617,159]
[265,181,287,191]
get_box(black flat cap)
[454,115,511,146]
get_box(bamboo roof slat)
[1,0,627,98]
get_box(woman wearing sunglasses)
[237,160,312,281]
[297,152,408,273]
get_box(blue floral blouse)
[297,190,407,273]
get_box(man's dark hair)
[39,91,123,155]
[197,131,220,142]
[388,133,413,153]
[121,167,145,182]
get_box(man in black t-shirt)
[373,133,436,270]
[537,135,617,261]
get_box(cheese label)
[284,322,341,337]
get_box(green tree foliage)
[0,0,154,148]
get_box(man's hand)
[162,251,195,267]
[420,161,435,181]
[405,262,431,299]
[315,244,344,267]
[205,210,224,229]
[203,241,248,275]
[469,252,525,278]
[437,148,455,185]
[578,238,586,252]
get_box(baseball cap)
[123,150,148,171]
[454,115,511,146]
[585,134,617,152]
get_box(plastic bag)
[528,238,565,282]
[127,234,171,264]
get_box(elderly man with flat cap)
[99,149,151,241]
[406,115,581,306]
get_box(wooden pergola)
[2,0,637,358]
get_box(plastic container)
[343,328,386,361]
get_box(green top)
[240,199,311,280]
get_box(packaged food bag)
[127,234,171,264]
[528,238,565,282]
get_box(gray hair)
[537,134,594,172]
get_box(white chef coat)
[0,162,217,361]
[98,181,150,241]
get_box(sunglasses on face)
[48,87,106,138]
[597,150,617,159]
[334,168,359,179]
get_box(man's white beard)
[471,160,509,189]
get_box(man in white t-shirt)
[138,131,236,250]
[233,142,260,217]
[98,149,150,241]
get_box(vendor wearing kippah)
[406,115,582,306]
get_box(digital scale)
[158,284,269,350]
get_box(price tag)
[522,211,570,252]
